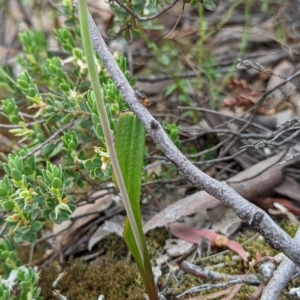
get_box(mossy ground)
[13,221,300,299]
[37,235,145,300]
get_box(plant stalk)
[77,0,145,266]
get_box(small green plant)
[77,1,158,298]
[163,121,181,147]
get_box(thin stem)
[77,0,145,266]
[221,0,250,86]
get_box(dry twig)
[260,229,300,299]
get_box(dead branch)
[180,260,259,283]
[261,229,300,299]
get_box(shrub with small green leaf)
[0,4,138,297]
[0,239,42,300]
